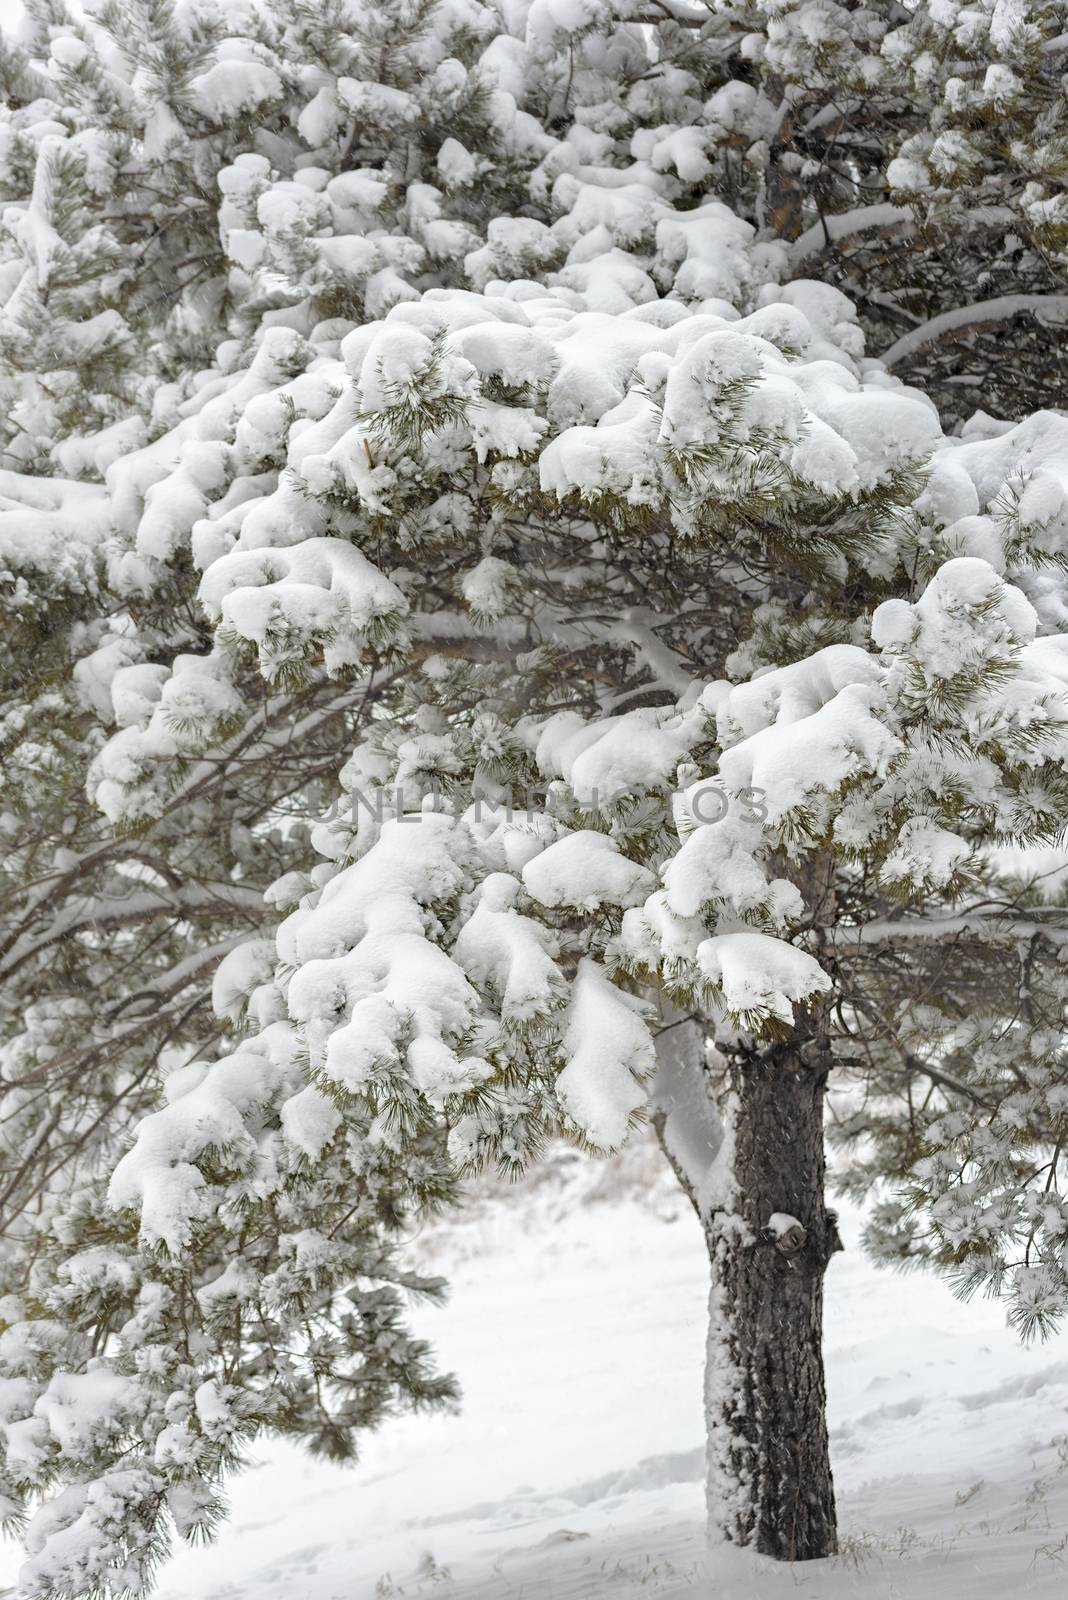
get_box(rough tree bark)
[652,1015,841,1564]
[707,1035,841,1560]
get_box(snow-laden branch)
[602,609,696,700]
[622,0,712,26]
[790,204,912,266]
[832,908,1068,948]
[879,294,1068,369]
[410,610,528,648]
[107,935,250,1017]
[0,882,266,982]
[791,202,1017,271]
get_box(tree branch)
[880,294,1068,370]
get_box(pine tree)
[4,1,1068,1594]
[139,271,1064,1565]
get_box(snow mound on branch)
[85,650,244,824]
[211,940,278,1027]
[522,830,657,911]
[879,816,973,891]
[18,1470,163,1600]
[556,960,655,1150]
[914,412,1068,623]
[694,932,832,1027]
[283,816,490,1106]
[719,683,902,828]
[874,557,1037,677]
[0,470,110,587]
[188,58,282,120]
[108,1023,301,1251]
[716,644,881,746]
[533,704,706,798]
[662,812,802,927]
[453,873,565,1026]
[199,536,408,678]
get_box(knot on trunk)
[758,1210,844,1267]
[760,1212,808,1257]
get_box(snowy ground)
[4,1140,1068,1598]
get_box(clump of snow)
[556,960,654,1149]
[522,830,657,912]
[696,931,832,1026]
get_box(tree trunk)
[651,1016,841,1562]
[704,1038,840,1562]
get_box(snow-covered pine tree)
[135,267,1068,1566]
[0,1,774,1591]
[25,232,1066,1588]
[5,0,1068,1594]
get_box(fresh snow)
[3,1141,1060,1600]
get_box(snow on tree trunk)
[704,1037,841,1562]
[649,1012,723,1214]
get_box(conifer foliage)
[2,1,1068,1595]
